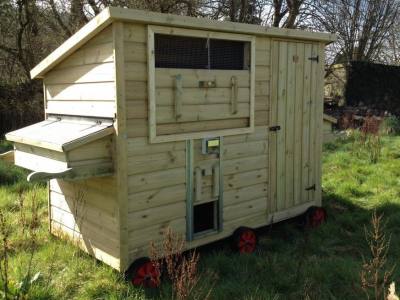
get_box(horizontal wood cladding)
[155,87,250,106]
[128,218,186,250]
[44,25,115,118]
[67,136,113,163]
[224,197,267,222]
[53,42,114,70]
[156,103,251,124]
[49,177,120,269]
[127,150,186,175]
[128,201,186,230]
[14,149,67,172]
[124,23,147,43]
[84,25,114,46]
[127,137,185,156]
[50,179,117,214]
[128,167,186,194]
[125,81,147,101]
[156,119,251,136]
[123,24,271,259]
[125,42,147,62]
[46,101,116,118]
[46,82,116,101]
[51,221,121,270]
[128,183,186,212]
[155,69,251,88]
[44,62,115,85]
[50,180,118,226]
[50,192,119,237]
[126,118,251,138]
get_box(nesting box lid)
[6,117,114,152]
[4,117,114,181]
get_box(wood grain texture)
[113,21,129,271]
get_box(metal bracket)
[269,125,281,132]
[308,56,319,63]
[199,80,216,88]
[305,184,316,191]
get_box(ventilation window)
[193,201,217,234]
[155,34,208,69]
[155,34,249,70]
[209,39,245,69]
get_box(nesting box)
[3,7,335,272]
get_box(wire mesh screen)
[210,39,245,70]
[155,34,248,70]
[155,34,208,69]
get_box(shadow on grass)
[151,189,400,300]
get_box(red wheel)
[232,227,258,254]
[305,206,327,228]
[126,257,161,288]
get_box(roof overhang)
[30,7,337,80]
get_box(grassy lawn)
[1,134,400,299]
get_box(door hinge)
[269,125,281,132]
[308,55,319,63]
[305,184,316,191]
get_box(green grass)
[1,135,400,299]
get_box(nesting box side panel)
[49,177,121,270]
[123,22,187,261]
[43,26,116,118]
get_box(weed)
[150,228,214,300]
[360,211,395,300]
[0,211,11,299]
[382,116,400,136]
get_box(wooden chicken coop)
[2,7,335,285]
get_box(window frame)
[147,25,256,143]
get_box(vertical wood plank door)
[269,40,321,212]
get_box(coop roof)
[30,7,337,79]
[5,117,114,152]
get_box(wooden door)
[269,40,323,212]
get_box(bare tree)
[313,0,399,63]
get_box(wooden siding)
[49,177,120,269]
[46,25,122,271]
[43,26,116,118]
[124,25,272,262]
